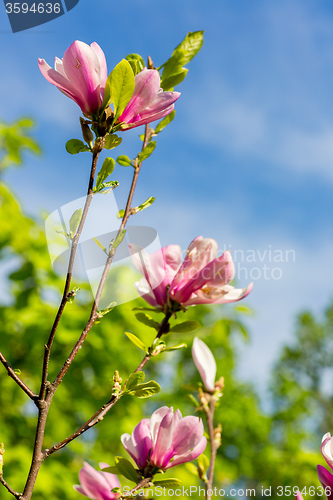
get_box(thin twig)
[43,310,172,458]
[0,352,37,401]
[52,125,151,389]
[39,149,101,400]
[0,474,21,499]
[206,398,217,500]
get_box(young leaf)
[185,463,198,476]
[117,209,125,219]
[164,343,187,352]
[132,196,155,214]
[126,371,145,390]
[92,237,107,254]
[105,59,135,119]
[175,31,204,65]
[111,229,126,250]
[69,209,82,238]
[137,141,156,163]
[153,478,182,487]
[114,457,138,483]
[95,180,119,194]
[197,453,210,474]
[155,110,176,134]
[65,139,89,155]
[126,53,145,75]
[169,320,200,333]
[105,134,122,150]
[124,332,147,352]
[160,69,188,92]
[96,157,115,191]
[135,313,160,330]
[130,380,161,399]
[98,302,116,316]
[103,465,120,475]
[116,155,132,167]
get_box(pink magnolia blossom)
[38,41,107,116]
[132,236,253,309]
[73,462,120,500]
[118,68,180,130]
[295,493,304,500]
[192,337,216,392]
[121,406,207,471]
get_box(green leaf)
[126,53,145,75]
[103,466,119,474]
[117,209,125,219]
[126,371,145,390]
[96,158,115,191]
[98,302,116,316]
[175,30,204,65]
[197,453,210,473]
[137,141,156,163]
[114,457,138,482]
[153,478,182,488]
[155,110,176,134]
[164,343,187,352]
[69,209,82,238]
[134,196,155,213]
[17,118,34,128]
[111,229,126,250]
[92,237,107,254]
[116,155,132,167]
[65,139,89,154]
[105,134,122,150]
[234,304,254,316]
[169,320,200,333]
[104,59,135,119]
[132,307,164,314]
[124,332,147,352]
[129,380,161,399]
[95,180,119,194]
[111,487,121,494]
[135,313,160,330]
[161,68,188,92]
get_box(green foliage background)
[0,119,331,500]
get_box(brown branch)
[43,310,172,458]
[0,352,37,401]
[52,125,151,389]
[205,398,217,500]
[0,474,21,499]
[39,148,101,400]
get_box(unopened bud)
[214,424,222,448]
[80,118,94,147]
[215,376,224,393]
[147,55,155,69]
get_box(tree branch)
[0,352,37,401]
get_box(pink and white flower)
[39,40,107,116]
[121,406,207,471]
[73,462,120,500]
[118,68,180,129]
[132,236,253,309]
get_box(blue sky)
[1,0,333,391]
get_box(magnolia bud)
[80,117,94,147]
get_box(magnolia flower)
[73,462,120,500]
[132,236,253,309]
[38,40,107,116]
[121,406,207,471]
[118,68,180,130]
[192,337,217,392]
[295,493,304,500]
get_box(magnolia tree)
[0,34,258,500]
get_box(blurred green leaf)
[126,53,145,75]
[153,478,182,487]
[135,313,160,330]
[124,332,147,352]
[128,380,161,399]
[114,456,138,482]
[169,320,200,333]
[69,209,82,238]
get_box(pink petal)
[171,416,205,456]
[192,337,216,392]
[166,436,207,468]
[91,42,107,97]
[322,433,333,470]
[295,493,304,500]
[121,433,139,465]
[79,462,114,500]
[122,104,176,129]
[62,41,103,113]
[170,237,218,294]
[150,406,171,444]
[185,282,253,306]
[119,69,161,123]
[317,465,333,496]
[134,277,160,308]
[132,418,152,469]
[38,58,85,111]
[150,409,174,468]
